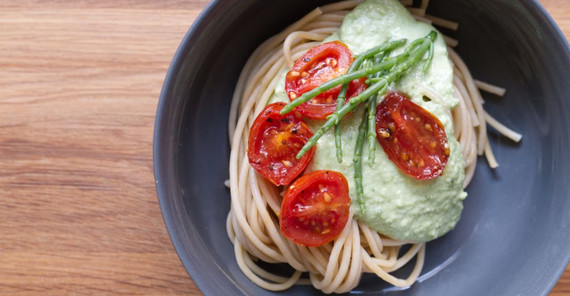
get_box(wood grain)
[0,0,567,295]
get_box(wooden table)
[0,0,568,295]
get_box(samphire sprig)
[334,39,407,163]
[354,103,370,214]
[280,31,438,160]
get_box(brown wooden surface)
[0,0,568,295]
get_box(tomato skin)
[280,170,351,247]
[285,41,366,119]
[375,92,450,179]
[248,102,315,186]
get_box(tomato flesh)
[375,92,449,179]
[248,102,315,186]
[280,170,351,247]
[285,41,367,119]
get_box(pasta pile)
[226,0,521,293]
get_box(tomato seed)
[325,57,337,67]
[379,129,390,138]
[323,193,332,203]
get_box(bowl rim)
[153,0,570,295]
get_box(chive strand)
[280,54,404,115]
[422,40,435,73]
[333,39,407,163]
[295,31,437,159]
[365,55,387,167]
[334,83,349,163]
[353,38,407,66]
[354,107,369,215]
[297,80,387,159]
[334,120,343,162]
[367,94,378,167]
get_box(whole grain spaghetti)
[226,0,521,293]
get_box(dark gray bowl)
[153,0,570,295]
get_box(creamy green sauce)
[271,0,466,242]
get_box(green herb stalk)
[367,94,379,167]
[354,106,369,214]
[280,56,402,115]
[333,39,408,163]
[295,31,437,159]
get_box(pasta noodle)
[226,0,520,293]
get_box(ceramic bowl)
[154,0,570,295]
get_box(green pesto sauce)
[271,0,467,242]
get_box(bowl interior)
[154,0,570,295]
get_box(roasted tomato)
[375,92,450,179]
[285,41,367,119]
[280,170,351,247]
[248,102,315,186]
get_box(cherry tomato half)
[280,170,351,247]
[248,102,315,186]
[285,41,367,119]
[375,92,450,179]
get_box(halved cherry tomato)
[375,92,450,179]
[248,102,315,186]
[280,170,351,247]
[285,41,367,119]
[292,78,368,119]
